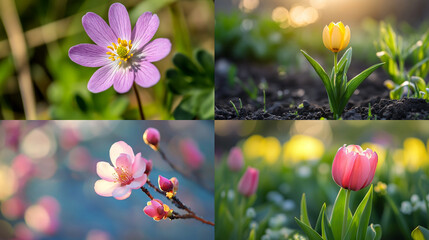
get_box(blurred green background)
[0,0,214,119]
[215,120,429,240]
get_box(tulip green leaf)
[409,57,429,78]
[412,226,429,240]
[330,188,347,240]
[248,229,255,240]
[301,50,334,99]
[366,224,382,240]
[295,217,324,240]
[300,193,312,228]
[322,208,335,240]
[315,203,326,234]
[344,185,373,240]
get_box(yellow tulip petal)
[336,21,345,32]
[330,25,342,52]
[339,25,351,51]
[322,25,331,50]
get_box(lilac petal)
[142,38,171,62]
[87,64,118,93]
[113,68,135,93]
[109,3,131,41]
[69,44,111,67]
[131,12,159,49]
[134,62,160,88]
[82,12,117,48]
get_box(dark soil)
[215,60,429,120]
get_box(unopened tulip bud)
[227,147,244,171]
[332,144,378,191]
[158,175,174,192]
[143,199,173,221]
[323,22,350,53]
[143,128,160,151]
[238,167,259,197]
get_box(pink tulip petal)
[112,186,132,200]
[110,141,135,167]
[109,3,131,41]
[362,152,378,188]
[131,12,159,49]
[96,162,116,181]
[94,180,120,197]
[69,44,111,67]
[134,62,160,88]
[87,64,118,93]
[132,153,146,178]
[82,12,117,48]
[142,38,171,62]
[129,174,147,189]
[115,153,132,170]
[340,151,357,188]
[113,68,135,94]
[332,146,348,186]
[347,154,370,191]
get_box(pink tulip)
[94,141,147,200]
[227,147,244,171]
[238,167,259,197]
[143,128,160,150]
[158,175,174,192]
[143,199,173,221]
[179,139,204,170]
[332,144,378,191]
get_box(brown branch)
[170,212,214,226]
[140,186,153,200]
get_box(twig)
[1,0,37,119]
[140,186,153,200]
[170,212,214,226]
[158,148,191,178]
[133,82,145,120]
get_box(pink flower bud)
[144,158,153,175]
[227,147,244,171]
[170,177,179,192]
[158,175,174,192]
[143,199,173,221]
[238,167,259,197]
[179,139,204,170]
[143,128,160,150]
[332,144,378,191]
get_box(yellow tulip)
[323,22,351,53]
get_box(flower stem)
[170,212,215,226]
[133,83,145,120]
[332,52,339,119]
[141,186,153,200]
[342,189,351,240]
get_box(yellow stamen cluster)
[113,166,134,185]
[106,38,134,65]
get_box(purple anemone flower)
[69,3,171,93]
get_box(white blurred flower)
[282,200,296,211]
[267,191,284,204]
[269,214,287,229]
[246,208,256,219]
[250,221,259,230]
[227,189,235,201]
[297,166,311,178]
[411,194,420,204]
[400,201,412,215]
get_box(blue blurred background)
[0,120,214,240]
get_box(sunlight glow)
[239,0,259,13]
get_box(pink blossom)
[332,144,378,191]
[143,128,160,150]
[24,196,60,235]
[227,147,244,172]
[143,199,173,221]
[158,175,173,192]
[94,141,147,200]
[179,139,204,170]
[238,167,259,197]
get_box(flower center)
[114,166,134,185]
[106,38,134,66]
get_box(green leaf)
[295,217,324,240]
[301,50,334,100]
[344,185,373,240]
[412,226,429,240]
[301,193,312,228]
[409,57,429,78]
[342,63,384,107]
[75,94,88,113]
[173,96,195,119]
[322,208,335,240]
[173,53,201,76]
[366,224,382,240]
[248,229,255,240]
[330,188,347,240]
[338,48,352,77]
[315,203,326,234]
[166,69,192,95]
[196,49,214,76]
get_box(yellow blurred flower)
[393,138,429,172]
[361,142,386,167]
[374,181,387,195]
[243,135,281,164]
[283,135,324,163]
[322,22,351,53]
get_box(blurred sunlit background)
[0,0,214,119]
[0,120,214,239]
[215,121,429,239]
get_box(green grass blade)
[315,203,327,234]
[409,57,429,78]
[330,188,346,240]
[301,193,312,228]
[322,208,335,240]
